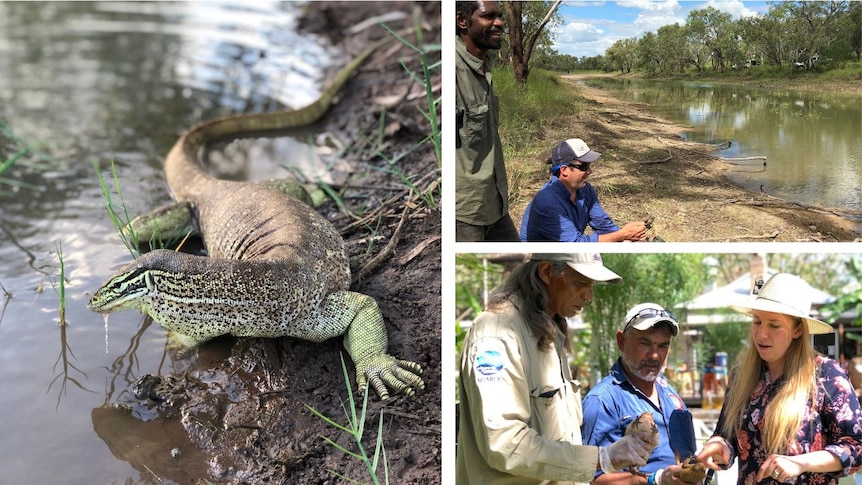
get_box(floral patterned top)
[713,355,862,485]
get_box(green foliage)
[584,254,708,376]
[694,319,748,370]
[305,354,389,485]
[821,257,862,327]
[94,159,140,258]
[383,18,442,170]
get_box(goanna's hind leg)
[318,290,425,400]
[259,179,322,208]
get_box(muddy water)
[583,77,862,220]
[0,2,338,483]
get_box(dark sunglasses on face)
[624,308,675,330]
[567,162,592,172]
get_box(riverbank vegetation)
[532,1,861,81]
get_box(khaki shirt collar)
[456,36,492,75]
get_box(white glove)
[601,434,651,472]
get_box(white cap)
[530,253,622,284]
[623,302,679,337]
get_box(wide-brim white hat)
[729,273,832,335]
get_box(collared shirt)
[582,359,689,479]
[713,355,862,484]
[456,299,598,485]
[519,177,619,242]
[455,36,508,226]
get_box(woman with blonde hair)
[697,273,862,484]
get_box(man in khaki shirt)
[455,1,519,241]
[457,254,653,484]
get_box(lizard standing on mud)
[87,29,424,401]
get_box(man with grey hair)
[457,254,653,484]
[583,303,697,485]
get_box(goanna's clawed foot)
[355,354,424,400]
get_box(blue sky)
[553,1,771,58]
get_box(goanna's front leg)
[322,291,425,400]
[127,200,198,248]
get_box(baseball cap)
[551,138,601,165]
[623,303,679,337]
[530,253,622,284]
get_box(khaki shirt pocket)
[530,384,566,441]
[457,103,492,174]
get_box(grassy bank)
[495,68,585,210]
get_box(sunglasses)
[624,308,676,330]
[566,162,592,172]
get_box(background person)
[457,253,653,484]
[697,273,862,484]
[455,1,519,241]
[583,303,697,484]
[520,138,648,242]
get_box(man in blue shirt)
[519,138,648,242]
[583,303,698,485]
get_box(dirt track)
[509,73,861,242]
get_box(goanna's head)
[87,250,176,313]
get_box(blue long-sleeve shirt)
[519,177,619,242]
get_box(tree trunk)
[502,0,562,87]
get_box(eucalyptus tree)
[500,0,563,86]
[686,6,735,72]
[606,37,638,73]
[655,23,691,73]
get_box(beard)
[471,26,504,51]
[621,352,665,383]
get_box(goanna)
[87,32,424,400]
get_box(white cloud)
[704,0,760,18]
[617,0,681,13]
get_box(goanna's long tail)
[163,28,410,199]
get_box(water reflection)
[48,321,98,410]
[587,78,862,218]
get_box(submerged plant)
[0,119,60,192]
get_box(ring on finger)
[773,469,780,478]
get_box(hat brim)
[568,262,622,284]
[576,150,601,163]
[629,317,679,337]
[730,299,832,335]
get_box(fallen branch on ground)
[657,136,766,165]
[635,149,673,165]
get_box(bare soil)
[509,72,861,242]
[97,3,441,484]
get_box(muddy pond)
[583,77,862,221]
[0,2,352,483]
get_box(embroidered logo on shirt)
[476,350,505,376]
